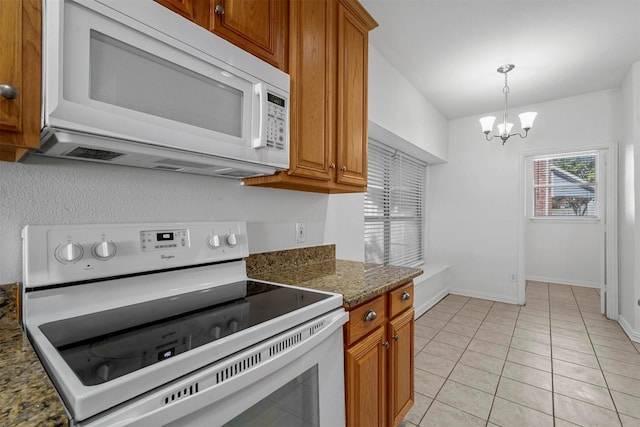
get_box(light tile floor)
[402,281,640,426]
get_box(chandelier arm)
[508,129,530,140]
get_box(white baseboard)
[448,287,519,305]
[415,288,448,318]
[526,275,600,289]
[618,315,640,344]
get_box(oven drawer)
[344,295,386,346]
[389,282,414,318]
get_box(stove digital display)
[157,232,174,241]
[39,281,331,386]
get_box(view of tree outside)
[534,153,597,217]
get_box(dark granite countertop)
[0,284,68,427]
[246,246,423,307]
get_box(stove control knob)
[207,234,221,249]
[210,325,222,339]
[55,242,84,264]
[225,233,238,247]
[92,240,116,260]
[228,319,239,333]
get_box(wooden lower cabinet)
[389,308,415,426]
[344,282,415,427]
[346,325,387,427]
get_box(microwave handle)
[252,83,266,148]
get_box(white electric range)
[22,222,347,426]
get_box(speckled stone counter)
[0,284,68,427]
[0,246,419,427]
[246,245,423,307]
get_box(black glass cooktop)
[39,280,330,386]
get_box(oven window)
[224,365,320,427]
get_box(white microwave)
[38,0,289,178]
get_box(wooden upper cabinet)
[154,0,198,22]
[209,0,288,71]
[0,0,41,162]
[243,0,377,193]
[155,0,288,71]
[335,0,371,187]
[286,0,333,182]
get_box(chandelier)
[479,64,537,145]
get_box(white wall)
[368,46,448,163]
[619,61,640,339]
[0,156,365,283]
[428,89,620,303]
[367,44,450,309]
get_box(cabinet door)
[210,0,287,70]
[154,0,196,22]
[287,0,333,182]
[335,0,370,187]
[388,308,414,426]
[345,325,386,427]
[0,0,41,161]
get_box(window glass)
[533,153,598,217]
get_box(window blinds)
[364,139,427,267]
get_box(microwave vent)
[214,169,259,178]
[64,147,126,161]
[152,165,182,171]
[155,158,211,169]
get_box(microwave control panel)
[265,92,286,151]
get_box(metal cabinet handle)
[382,341,390,349]
[340,166,347,173]
[0,84,19,100]
[329,163,336,169]
[214,3,225,14]
[392,335,399,341]
[401,291,411,301]
[363,310,377,322]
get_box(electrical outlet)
[295,222,306,243]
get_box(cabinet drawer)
[345,295,386,346]
[388,282,414,318]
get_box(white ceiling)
[360,0,640,119]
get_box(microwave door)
[45,0,260,163]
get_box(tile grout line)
[546,281,556,426]
[423,296,495,424]
[571,284,623,426]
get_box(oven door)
[79,309,348,427]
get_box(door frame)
[517,143,619,319]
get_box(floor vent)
[214,353,262,385]
[269,333,302,357]
[162,382,200,406]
